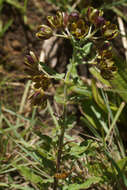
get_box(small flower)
[99,49,112,60]
[29,89,47,108]
[32,74,51,90]
[47,11,64,29]
[96,56,117,80]
[24,51,39,76]
[69,19,89,39]
[87,7,105,27]
[100,65,117,80]
[24,52,51,108]
[36,25,53,40]
[101,21,119,40]
[25,51,38,66]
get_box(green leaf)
[36,147,54,160]
[5,0,25,13]
[90,67,111,87]
[63,177,101,190]
[82,42,93,56]
[91,79,107,112]
[0,183,9,187]
[39,62,65,79]
[0,19,13,38]
[54,94,64,104]
[81,116,101,139]
[17,166,43,184]
[117,157,127,171]
[69,143,88,157]
[35,148,55,172]
[34,133,52,151]
[69,86,92,97]
[39,62,57,74]
[105,151,127,187]
[81,99,108,134]
[10,184,34,190]
[74,42,93,65]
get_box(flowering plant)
[22,7,127,190]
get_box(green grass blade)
[105,102,125,141]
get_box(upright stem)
[53,58,74,190]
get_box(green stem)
[53,57,74,190]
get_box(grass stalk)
[101,89,125,158]
[105,101,125,141]
[16,80,31,126]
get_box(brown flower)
[32,74,51,90]
[29,89,47,108]
[69,19,89,39]
[101,21,119,40]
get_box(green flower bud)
[36,25,53,40]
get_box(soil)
[0,1,50,71]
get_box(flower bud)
[25,51,38,65]
[25,55,34,65]
[87,7,105,27]
[47,11,63,29]
[36,25,53,40]
[95,16,105,27]
[29,51,38,63]
[69,12,80,22]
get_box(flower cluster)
[35,7,118,80]
[36,7,118,41]
[25,7,119,108]
[24,51,51,108]
[95,42,117,80]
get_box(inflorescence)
[25,7,119,107]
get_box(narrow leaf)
[91,79,107,111]
[63,177,101,190]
